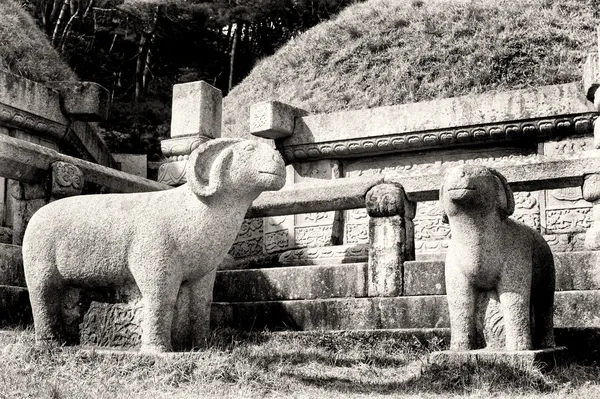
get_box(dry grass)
[222,0,599,138]
[1,328,600,398]
[0,0,77,83]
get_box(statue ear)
[489,168,515,217]
[186,138,242,197]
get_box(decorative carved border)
[0,103,65,140]
[281,114,597,163]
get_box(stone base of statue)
[429,346,568,371]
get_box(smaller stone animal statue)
[22,138,286,352]
[440,165,555,351]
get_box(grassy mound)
[0,0,76,83]
[222,0,598,138]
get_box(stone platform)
[429,347,568,371]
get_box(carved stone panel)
[263,161,342,254]
[343,147,541,256]
[540,137,593,242]
[229,218,264,259]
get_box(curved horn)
[489,168,515,217]
[186,138,243,197]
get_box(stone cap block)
[47,81,110,121]
[171,81,222,138]
[250,101,308,139]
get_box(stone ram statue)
[440,164,555,351]
[22,138,286,352]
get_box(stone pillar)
[158,81,222,186]
[10,181,47,246]
[583,174,600,250]
[365,183,415,297]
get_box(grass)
[222,0,600,139]
[2,328,600,398]
[0,0,77,83]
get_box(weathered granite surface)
[211,290,600,331]
[429,347,567,372]
[441,165,555,351]
[22,138,285,352]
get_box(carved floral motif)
[80,301,142,348]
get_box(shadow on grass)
[282,361,555,396]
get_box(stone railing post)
[365,183,415,297]
[50,161,84,201]
[583,174,600,249]
[10,161,84,245]
[158,81,222,186]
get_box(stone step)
[214,262,367,302]
[404,251,600,296]
[211,290,600,332]
[214,251,600,301]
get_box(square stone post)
[583,174,600,249]
[365,183,415,297]
[158,81,222,186]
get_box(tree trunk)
[135,5,162,102]
[51,0,70,46]
[228,22,241,94]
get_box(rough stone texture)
[403,260,446,296]
[50,161,83,200]
[212,291,600,332]
[112,154,147,178]
[214,263,367,302]
[46,81,110,121]
[250,101,308,139]
[278,244,368,266]
[582,173,600,250]
[281,83,594,162]
[0,134,169,194]
[0,70,115,167]
[22,138,285,352]
[170,81,222,138]
[0,244,24,287]
[365,184,410,297]
[159,81,222,186]
[441,165,555,351]
[429,347,567,372]
[212,296,449,331]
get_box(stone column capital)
[51,161,84,199]
[365,183,406,218]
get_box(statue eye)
[243,143,255,151]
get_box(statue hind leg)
[24,259,66,345]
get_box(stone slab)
[404,252,600,296]
[429,347,567,371]
[211,290,600,331]
[112,154,148,178]
[248,153,600,216]
[0,134,170,193]
[46,81,110,121]
[211,296,449,331]
[278,244,368,266]
[286,83,592,146]
[0,243,24,287]
[171,81,222,138]
[214,263,367,302]
[404,260,445,296]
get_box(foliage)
[0,0,76,82]
[222,0,600,138]
[15,0,360,156]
